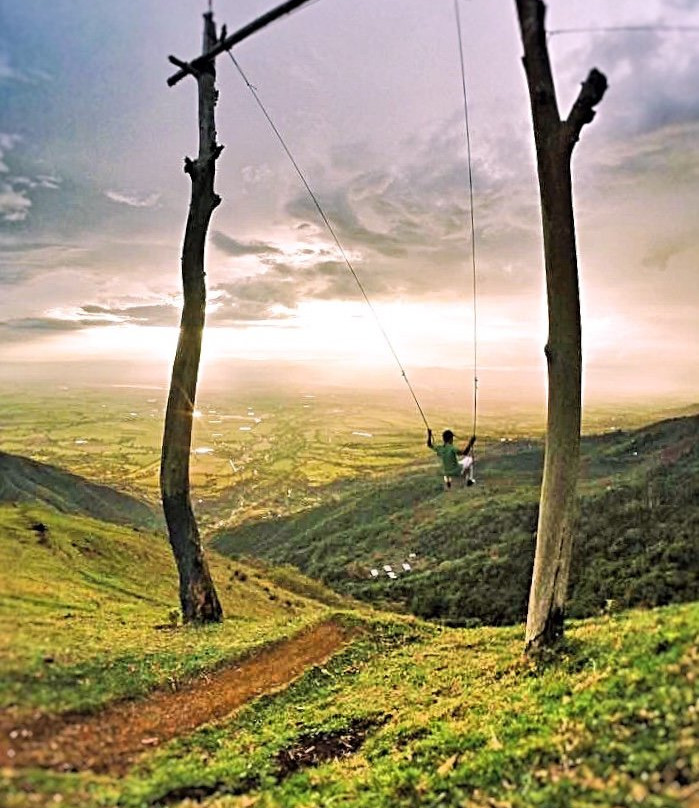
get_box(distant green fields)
[1,384,692,530]
[2,385,696,630]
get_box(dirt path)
[0,620,356,775]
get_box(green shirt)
[431,443,461,476]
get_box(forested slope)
[214,415,699,625]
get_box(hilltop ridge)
[0,450,161,530]
[214,414,699,625]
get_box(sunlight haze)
[1,0,698,415]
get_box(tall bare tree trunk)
[161,12,223,624]
[515,0,607,653]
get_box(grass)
[2,604,696,807]
[0,503,333,714]
[1,387,697,807]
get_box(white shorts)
[458,456,473,473]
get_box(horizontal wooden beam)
[167,0,319,87]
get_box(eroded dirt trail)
[0,619,356,775]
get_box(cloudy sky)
[1,0,698,410]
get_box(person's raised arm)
[463,434,476,455]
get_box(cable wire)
[454,0,479,442]
[226,51,432,431]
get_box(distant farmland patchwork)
[2,385,696,629]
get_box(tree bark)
[515,0,607,653]
[160,11,223,624]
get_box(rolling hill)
[1,501,696,807]
[0,501,343,715]
[0,450,162,530]
[0,417,697,807]
[213,414,699,625]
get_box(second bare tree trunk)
[160,12,223,624]
[515,0,607,653]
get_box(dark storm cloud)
[1,316,109,332]
[563,27,699,139]
[211,231,281,257]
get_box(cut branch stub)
[168,55,201,80]
[167,0,317,87]
[565,68,608,145]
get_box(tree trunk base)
[524,604,564,656]
[182,591,223,625]
[162,492,223,625]
[180,568,223,624]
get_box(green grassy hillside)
[213,415,699,625]
[3,594,697,807]
[104,603,698,808]
[0,447,697,807]
[0,451,161,530]
[0,503,337,715]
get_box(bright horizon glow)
[1,1,698,412]
[2,297,696,407]
[1,299,542,367]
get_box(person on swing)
[427,429,476,489]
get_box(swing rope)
[454,0,479,442]
[226,50,432,432]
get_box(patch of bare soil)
[151,716,386,806]
[275,716,383,776]
[0,619,356,775]
[152,777,260,807]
